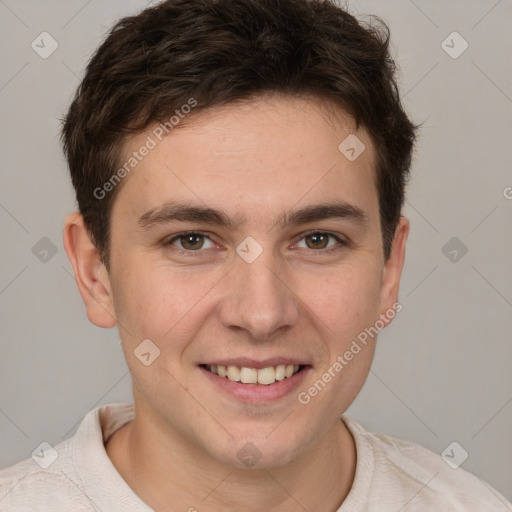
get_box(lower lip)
[198,366,311,403]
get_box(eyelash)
[163,230,347,257]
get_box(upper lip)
[201,358,309,369]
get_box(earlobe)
[378,216,409,326]
[62,212,117,329]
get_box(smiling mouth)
[200,364,305,385]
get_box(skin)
[63,94,409,512]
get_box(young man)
[1,0,510,510]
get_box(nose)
[218,246,300,341]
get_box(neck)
[106,406,356,512]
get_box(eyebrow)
[137,200,369,231]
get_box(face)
[67,95,408,469]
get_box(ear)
[62,212,117,328]
[378,215,409,326]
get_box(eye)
[166,231,215,252]
[295,231,346,252]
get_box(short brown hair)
[61,0,416,272]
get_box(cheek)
[300,286,379,421]
[112,259,226,347]
[304,262,382,341]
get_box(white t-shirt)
[0,402,510,511]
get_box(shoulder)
[0,438,94,511]
[0,402,135,511]
[343,417,512,511]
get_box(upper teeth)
[206,364,300,385]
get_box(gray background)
[0,0,511,504]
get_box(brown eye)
[304,232,330,249]
[179,233,205,250]
[166,232,215,252]
[296,231,345,252]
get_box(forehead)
[111,95,379,228]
